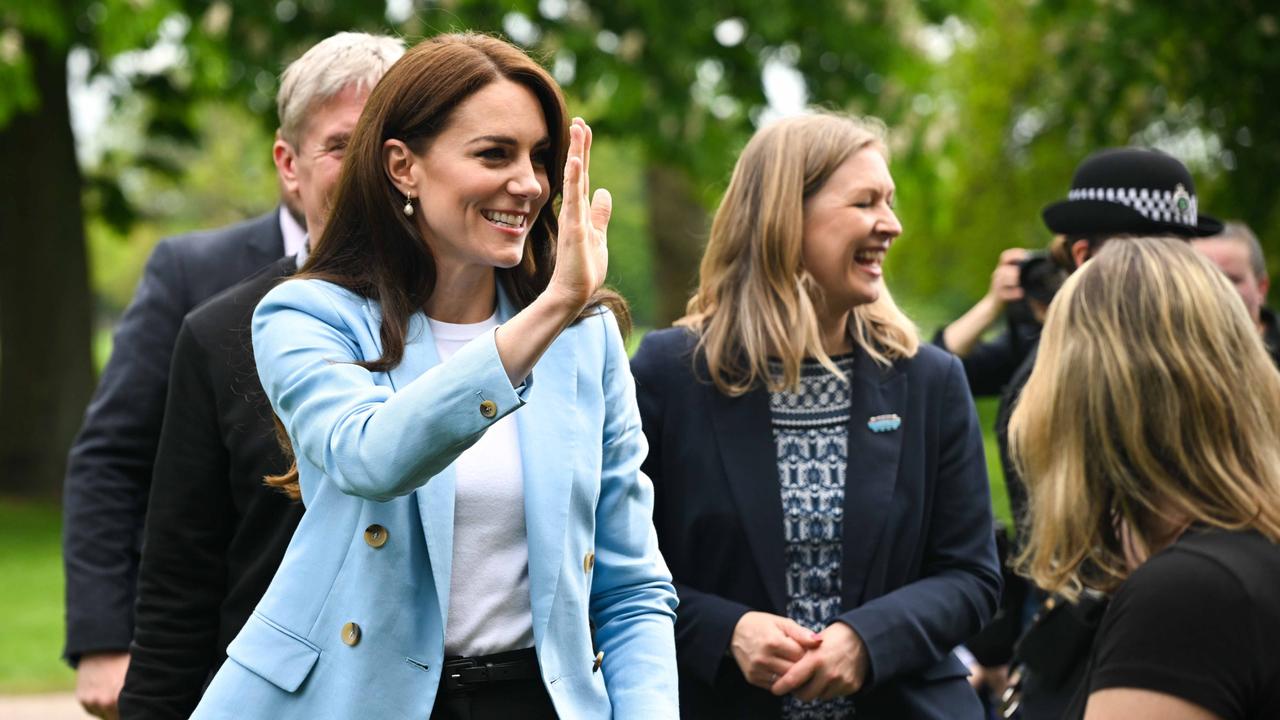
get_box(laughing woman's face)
[801,147,902,311]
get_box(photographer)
[938,247,1065,396]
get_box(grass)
[977,397,1013,531]
[0,499,75,693]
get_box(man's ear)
[383,138,417,194]
[1071,238,1091,267]
[273,129,301,195]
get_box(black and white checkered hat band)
[1067,186,1198,227]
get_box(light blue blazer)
[192,278,679,719]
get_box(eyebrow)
[467,134,551,147]
[321,131,351,146]
[848,184,896,197]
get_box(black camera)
[1005,251,1068,330]
[1018,250,1066,307]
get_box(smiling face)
[401,79,552,275]
[274,83,369,239]
[801,146,902,312]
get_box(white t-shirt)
[429,311,535,657]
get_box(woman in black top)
[1010,236,1280,720]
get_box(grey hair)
[1214,221,1268,281]
[277,32,406,146]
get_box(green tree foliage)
[886,0,1280,309]
[1031,0,1280,259]
[1,0,1277,496]
[449,0,936,321]
[1,0,400,496]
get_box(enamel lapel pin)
[867,414,901,433]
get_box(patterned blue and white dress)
[770,354,857,719]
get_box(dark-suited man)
[118,33,404,720]
[62,32,402,720]
[116,33,403,720]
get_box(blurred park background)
[1,0,1276,698]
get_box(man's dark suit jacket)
[932,316,1040,399]
[631,328,1001,720]
[62,211,284,661]
[119,256,303,719]
[1263,307,1280,368]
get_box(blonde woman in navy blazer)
[632,113,1000,719]
[192,34,677,719]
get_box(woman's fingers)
[590,188,612,235]
[561,156,582,224]
[793,671,832,703]
[748,656,798,688]
[770,652,820,696]
[568,122,584,178]
[570,118,586,188]
[780,620,823,650]
[561,120,584,224]
[581,119,592,193]
[566,118,609,242]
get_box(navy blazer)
[121,256,304,719]
[63,211,284,660]
[632,328,1001,720]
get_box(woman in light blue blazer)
[192,33,678,720]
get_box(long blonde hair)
[1012,236,1280,599]
[679,112,918,395]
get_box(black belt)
[441,647,541,693]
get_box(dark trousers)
[430,648,558,720]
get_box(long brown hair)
[267,33,628,498]
[1011,236,1280,599]
[679,112,918,396]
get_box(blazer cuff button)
[479,399,498,419]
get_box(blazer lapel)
[841,348,907,605]
[248,208,287,267]
[373,304,458,632]
[513,297,577,644]
[710,385,788,614]
[367,287,577,643]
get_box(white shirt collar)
[278,205,308,258]
[295,236,310,269]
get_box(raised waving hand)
[495,117,614,386]
[548,117,612,308]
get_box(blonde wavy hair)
[679,112,918,395]
[1012,236,1280,600]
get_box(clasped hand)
[730,612,870,702]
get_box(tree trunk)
[0,38,94,499]
[644,161,708,326]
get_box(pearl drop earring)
[403,190,414,217]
